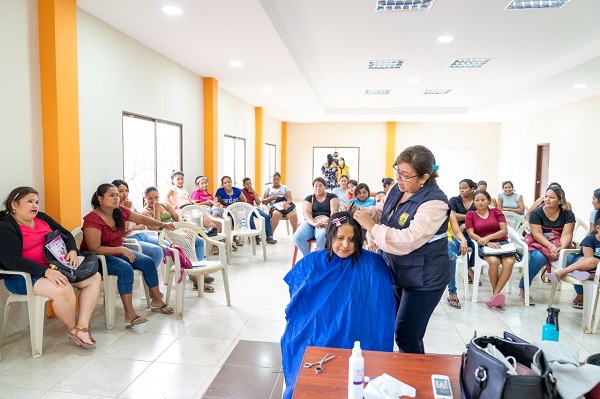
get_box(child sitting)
[375,190,386,203]
[346,179,358,203]
[348,183,376,208]
[211,196,225,218]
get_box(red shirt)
[81,206,131,250]
[465,207,508,242]
[20,217,52,266]
[242,189,258,205]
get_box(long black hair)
[91,183,125,230]
[324,211,363,264]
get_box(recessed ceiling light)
[262,87,272,92]
[365,89,391,95]
[161,5,183,15]
[368,59,404,70]
[448,58,492,68]
[506,0,571,10]
[573,83,587,89]
[437,35,454,43]
[423,89,451,95]
[229,61,243,68]
[409,78,420,84]
[375,0,436,12]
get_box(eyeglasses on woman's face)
[393,165,418,182]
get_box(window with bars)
[223,135,246,187]
[122,113,182,209]
[264,143,276,185]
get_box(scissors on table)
[303,353,335,374]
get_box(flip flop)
[151,304,174,314]
[520,295,535,306]
[67,326,96,349]
[204,284,215,293]
[485,293,506,308]
[546,272,560,283]
[569,270,591,281]
[572,298,584,309]
[126,315,149,328]
[446,297,461,309]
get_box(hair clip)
[331,216,347,227]
[432,164,439,172]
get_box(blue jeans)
[128,233,164,269]
[564,253,585,295]
[131,232,205,260]
[447,240,458,296]
[293,223,327,256]
[3,275,42,295]
[249,209,273,238]
[104,250,159,295]
[519,249,548,289]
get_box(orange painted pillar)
[386,122,396,176]
[255,107,263,188]
[38,0,81,230]
[281,122,287,183]
[203,78,219,193]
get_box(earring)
[420,184,424,188]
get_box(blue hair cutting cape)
[281,249,396,399]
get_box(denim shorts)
[3,275,42,295]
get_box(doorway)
[534,144,550,200]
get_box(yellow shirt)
[337,165,349,179]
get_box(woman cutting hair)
[281,211,395,399]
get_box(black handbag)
[44,230,99,283]
[460,332,560,399]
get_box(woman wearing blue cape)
[281,211,395,399]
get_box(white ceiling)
[77,0,600,123]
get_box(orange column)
[386,122,396,176]
[281,122,287,183]
[203,78,219,193]
[255,107,263,188]
[38,0,81,229]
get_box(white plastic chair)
[0,270,49,358]
[502,212,527,234]
[260,204,291,235]
[469,226,530,305]
[72,228,150,330]
[223,202,267,262]
[455,249,471,301]
[159,222,230,319]
[179,205,230,263]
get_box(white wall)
[263,113,282,182]
[499,95,600,220]
[77,10,204,212]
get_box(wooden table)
[293,346,462,398]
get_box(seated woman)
[211,196,225,218]
[281,211,395,399]
[521,186,575,305]
[242,177,277,244]
[477,180,497,207]
[446,212,468,309]
[449,179,477,271]
[262,172,298,235]
[82,183,175,327]
[215,176,247,247]
[0,186,101,348]
[497,181,525,215]
[466,190,515,307]
[189,175,221,233]
[293,178,339,256]
[163,170,193,211]
[332,174,349,210]
[348,183,376,208]
[346,179,358,203]
[112,180,164,269]
[382,177,394,195]
[321,154,338,191]
[525,182,572,220]
[588,188,600,233]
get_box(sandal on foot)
[204,284,215,293]
[68,326,96,349]
[546,272,560,284]
[569,270,591,281]
[572,298,584,309]
[485,293,506,308]
[447,297,461,309]
[126,315,148,328]
[520,295,535,306]
[467,275,482,286]
[151,304,174,314]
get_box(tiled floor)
[0,228,599,399]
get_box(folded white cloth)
[363,373,416,399]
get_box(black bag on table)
[44,230,99,283]
[460,332,560,399]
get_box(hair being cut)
[324,211,363,263]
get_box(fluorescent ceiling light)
[573,83,587,89]
[368,59,404,70]
[437,35,454,43]
[506,0,571,9]
[423,89,451,95]
[161,5,183,15]
[376,0,436,12]
[229,61,243,67]
[448,58,492,68]
[365,89,391,95]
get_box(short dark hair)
[355,183,370,197]
[325,211,363,264]
[395,145,438,185]
[242,177,251,184]
[348,179,358,187]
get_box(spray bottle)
[542,307,560,341]
[348,341,364,399]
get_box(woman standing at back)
[321,154,338,191]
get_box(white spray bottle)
[348,341,364,399]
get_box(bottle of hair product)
[542,307,560,341]
[348,341,364,399]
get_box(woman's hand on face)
[45,268,69,287]
[122,248,136,263]
[65,250,80,268]
[459,240,468,255]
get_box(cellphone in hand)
[431,374,453,399]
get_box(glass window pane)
[123,115,155,209]
[223,137,235,186]
[156,121,181,196]
[234,138,245,187]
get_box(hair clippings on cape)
[432,164,439,172]
[331,216,347,227]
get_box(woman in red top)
[82,183,176,327]
[0,187,101,349]
[466,189,515,308]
